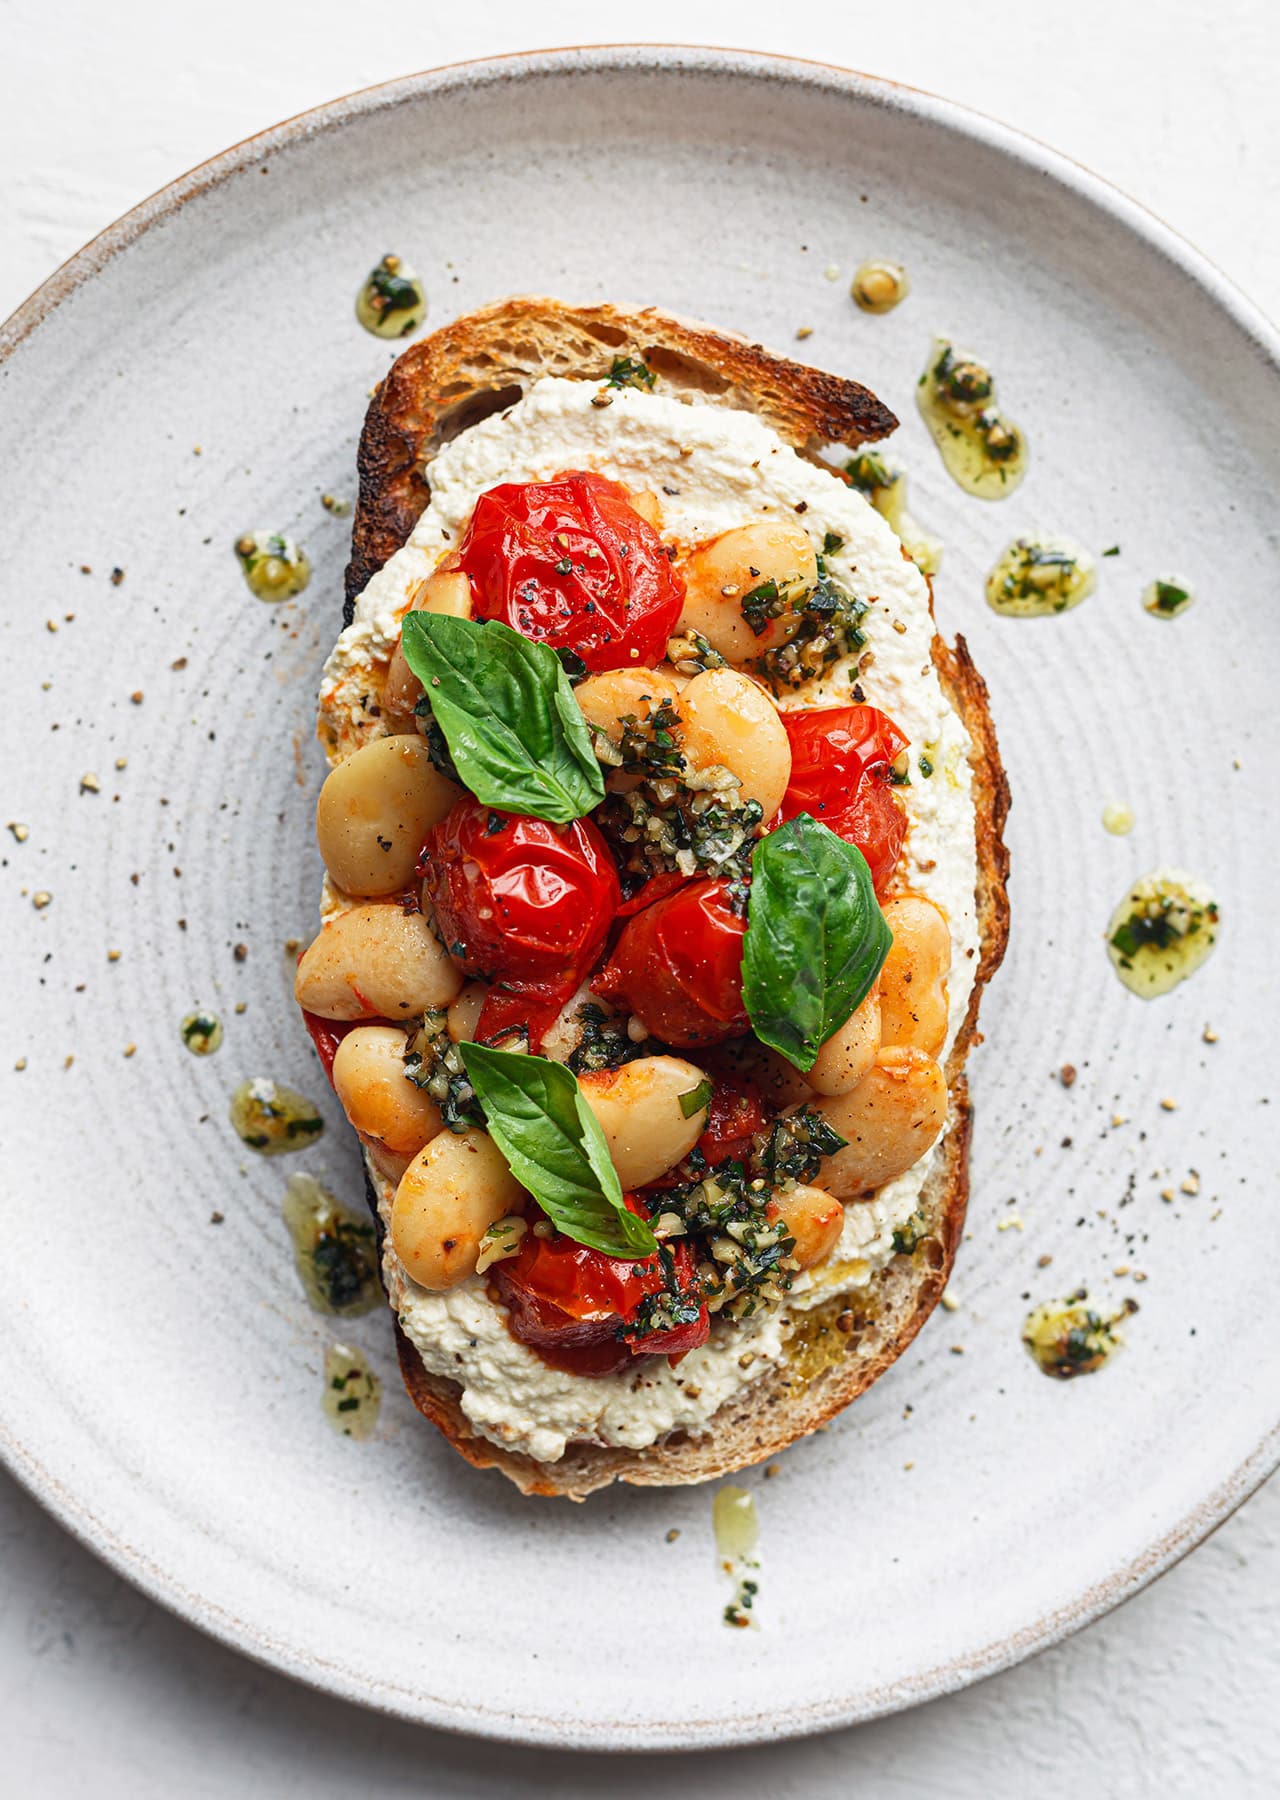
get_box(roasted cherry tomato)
[473,979,578,1057]
[422,797,620,989]
[495,1202,708,1376]
[596,877,748,1049]
[647,1068,773,1191]
[696,1077,773,1166]
[779,704,908,894]
[457,470,685,671]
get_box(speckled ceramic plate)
[1,47,1276,1750]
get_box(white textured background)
[1,1,1277,1792]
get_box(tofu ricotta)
[320,378,979,1463]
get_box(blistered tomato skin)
[457,470,685,671]
[598,877,748,1048]
[421,798,620,989]
[779,704,908,894]
[495,1202,708,1374]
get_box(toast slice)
[341,297,1010,1499]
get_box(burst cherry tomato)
[696,1077,773,1165]
[456,470,685,671]
[596,877,748,1049]
[495,1202,708,1375]
[421,797,620,990]
[779,704,908,894]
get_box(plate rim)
[2,42,1277,1750]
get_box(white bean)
[331,1025,443,1156]
[575,667,679,744]
[878,896,951,1058]
[577,1054,710,1188]
[676,667,792,817]
[677,522,818,663]
[807,989,882,1096]
[390,1129,526,1290]
[294,902,462,1021]
[317,735,460,897]
[769,1184,845,1270]
[811,1048,948,1199]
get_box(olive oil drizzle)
[851,260,910,314]
[1106,868,1220,998]
[713,1485,761,1628]
[181,1010,223,1054]
[1142,577,1196,620]
[283,1173,380,1316]
[985,536,1096,617]
[356,253,427,339]
[844,450,942,575]
[230,1077,325,1155]
[916,336,1027,499]
[234,532,311,602]
[322,1343,382,1439]
[1023,1293,1138,1379]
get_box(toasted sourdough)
[341,297,1011,1499]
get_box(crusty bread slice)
[341,297,1010,1499]
[345,296,897,612]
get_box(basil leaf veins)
[459,1043,656,1259]
[399,613,605,824]
[742,813,892,1073]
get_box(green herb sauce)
[850,260,910,314]
[1106,867,1220,998]
[985,535,1096,617]
[230,1077,324,1155]
[181,1010,223,1055]
[283,1173,379,1316]
[355,254,427,339]
[844,450,942,575]
[1023,1293,1137,1379]
[1142,577,1196,620]
[916,336,1027,499]
[322,1343,382,1439]
[234,532,311,602]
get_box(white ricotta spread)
[321,378,979,1462]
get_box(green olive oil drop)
[844,450,942,575]
[1106,868,1220,998]
[850,260,910,314]
[283,1173,380,1317]
[322,1343,382,1439]
[985,536,1096,617]
[1023,1294,1138,1379]
[230,1078,324,1155]
[1142,578,1196,620]
[713,1485,761,1629]
[356,253,427,338]
[234,532,311,602]
[181,1011,223,1054]
[917,336,1027,498]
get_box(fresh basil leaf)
[742,813,892,1073]
[459,1043,656,1258]
[400,613,605,824]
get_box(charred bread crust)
[343,296,899,618]
[337,298,1009,1498]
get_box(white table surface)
[2,1,1277,1791]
